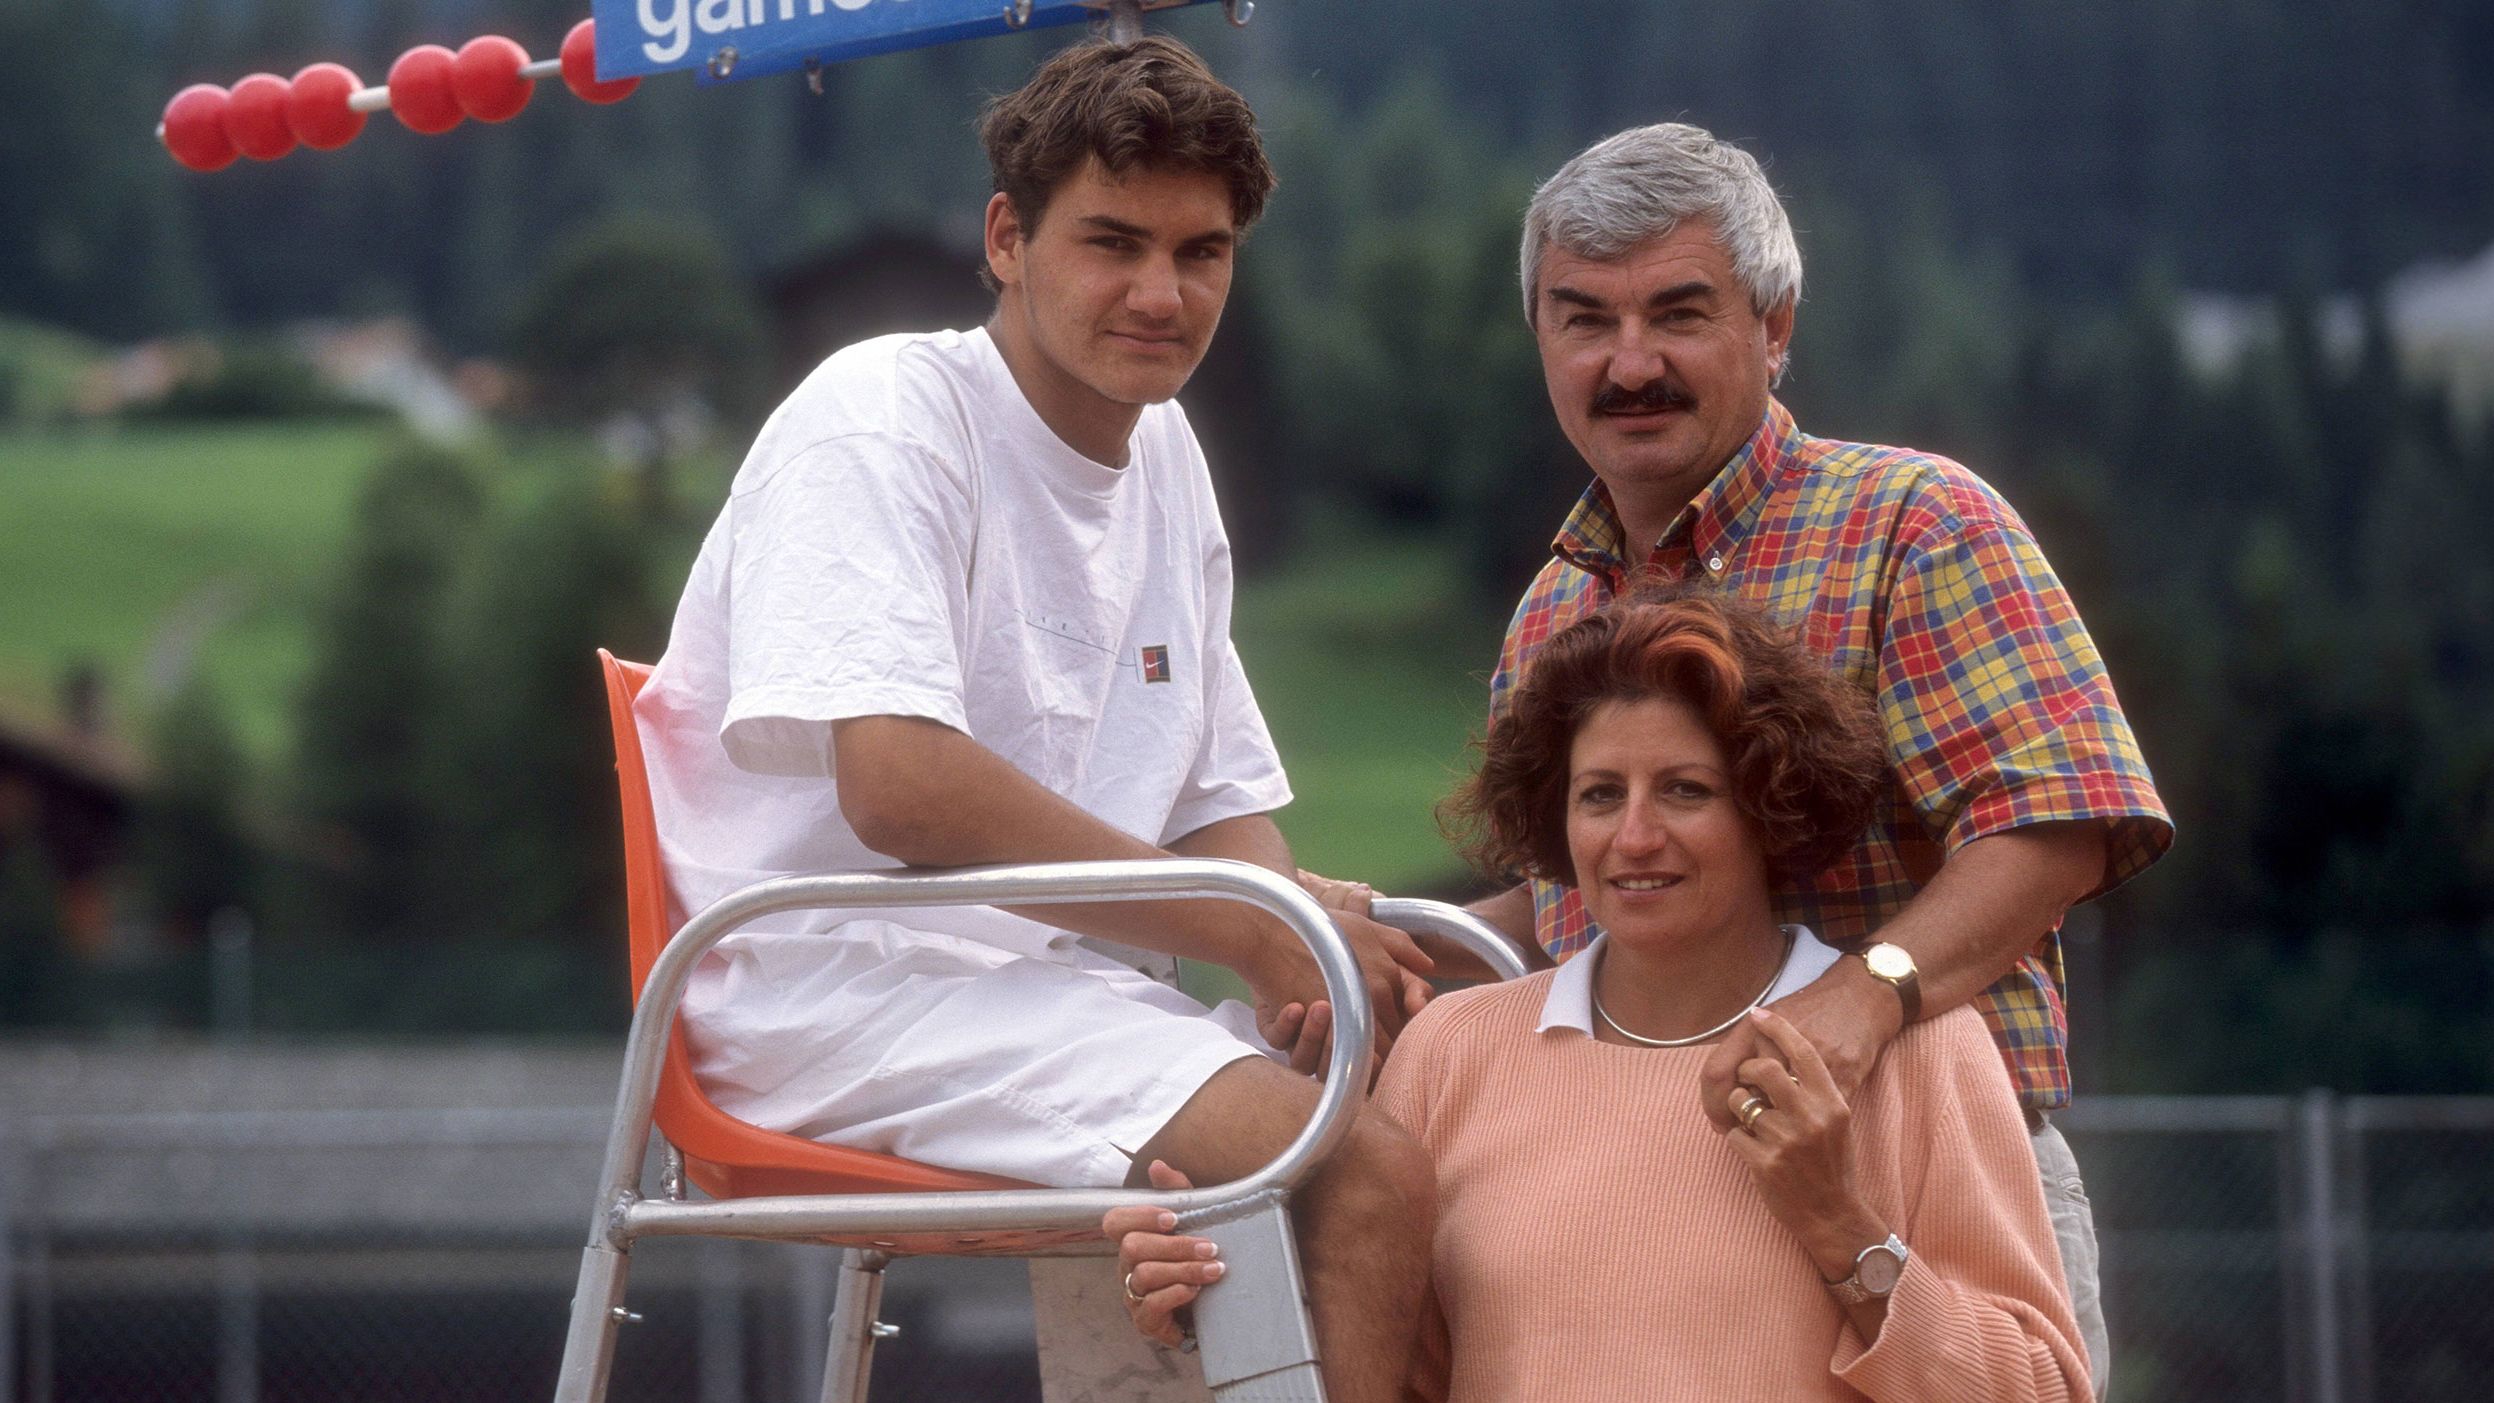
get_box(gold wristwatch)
[1855,942,1921,1023]
[1827,1234,1910,1307]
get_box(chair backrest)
[596,651,1026,1198]
[600,653,673,998]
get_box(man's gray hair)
[1519,122,1802,322]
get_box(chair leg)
[1186,1193,1325,1403]
[816,1248,892,1403]
[552,1242,634,1403]
[1032,1256,1212,1402]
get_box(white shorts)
[680,919,1276,1188]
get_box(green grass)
[0,421,397,757]
[0,420,1501,897]
[0,318,105,423]
[1233,529,1505,896]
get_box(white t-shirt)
[637,326,1293,965]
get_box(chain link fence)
[0,1108,1037,1403]
[2060,1094,2494,1403]
[4,1095,2488,1402]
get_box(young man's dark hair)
[978,36,1276,234]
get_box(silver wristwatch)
[1826,1234,1909,1307]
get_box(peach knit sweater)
[1372,973,2089,1402]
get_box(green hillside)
[0,422,393,756]
[0,423,1489,890]
[1234,532,1500,895]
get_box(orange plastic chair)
[597,649,1029,1200]
[574,650,1529,1403]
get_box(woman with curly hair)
[1110,587,2089,1401]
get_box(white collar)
[1536,925,1841,1037]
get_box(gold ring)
[1123,1269,1148,1305]
[1736,1093,1769,1129]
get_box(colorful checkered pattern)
[1492,401,2172,1110]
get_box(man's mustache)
[1591,381,1695,415]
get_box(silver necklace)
[1591,927,1795,1048]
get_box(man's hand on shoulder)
[1698,955,1902,1130]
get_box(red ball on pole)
[560,20,640,105]
[453,36,534,123]
[287,63,367,150]
[388,45,464,135]
[224,73,297,161]
[162,84,238,172]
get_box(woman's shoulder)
[1892,1002,1994,1054]
[1374,972,1560,1134]
[1397,971,1560,1055]
[1879,1004,2001,1078]
[1873,1004,2026,1124]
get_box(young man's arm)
[1270,873,1548,1023]
[835,714,1432,1043]
[1464,884,1550,968]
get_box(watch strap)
[1857,943,1921,1023]
[1826,1234,1909,1307]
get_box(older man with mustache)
[1275,122,2170,1398]
[1503,122,2168,1396]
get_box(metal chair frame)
[552,860,1526,1403]
[557,651,1531,1401]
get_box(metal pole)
[699,1239,746,1403]
[24,1150,51,1403]
[0,1148,17,1403]
[2340,1100,2376,1403]
[1104,0,1145,44]
[216,1234,259,1403]
[1368,899,1533,982]
[2299,1089,2343,1403]
[210,907,251,1039]
[2059,905,2105,1095]
[211,906,259,1403]
[156,59,565,141]
[791,1247,835,1402]
[817,1250,891,1403]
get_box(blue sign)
[591,0,1218,84]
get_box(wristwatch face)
[1857,1240,1906,1294]
[1864,943,1915,982]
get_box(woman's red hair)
[1446,584,1886,886]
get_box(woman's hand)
[1101,1161,1225,1348]
[1722,1007,1890,1284]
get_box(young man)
[634,38,1431,1402]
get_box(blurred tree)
[444,134,532,350]
[13,0,2494,344]
[430,472,662,961]
[1261,75,1571,601]
[1182,276,1297,572]
[0,829,71,1028]
[1271,0,2494,294]
[0,0,212,335]
[291,439,484,944]
[133,677,256,941]
[1780,179,2024,468]
[510,218,765,516]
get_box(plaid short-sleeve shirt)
[1493,401,2172,1111]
